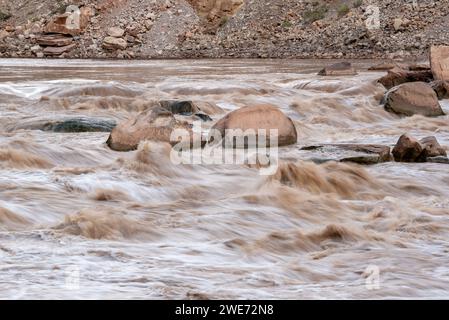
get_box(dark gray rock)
[300,144,391,165]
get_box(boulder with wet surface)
[106,107,196,151]
[382,82,445,117]
[300,144,392,165]
[378,67,433,90]
[13,118,116,133]
[210,104,297,147]
[392,134,448,163]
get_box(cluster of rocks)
[393,134,448,163]
[106,103,298,151]
[297,46,448,166]
[376,45,448,118]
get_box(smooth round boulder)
[384,82,445,117]
[106,107,192,151]
[211,105,297,147]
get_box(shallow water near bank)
[1,58,449,299]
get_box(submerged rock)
[300,144,391,165]
[318,62,357,76]
[368,62,404,71]
[14,118,116,133]
[383,82,444,117]
[159,100,199,115]
[211,104,297,147]
[43,44,76,56]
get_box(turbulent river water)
[1,59,449,299]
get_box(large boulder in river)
[318,62,357,76]
[392,134,425,162]
[211,105,297,147]
[383,82,445,117]
[106,107,193,151]
[378,67,433,90]
[300,144,391,165]
[430,46,449,81]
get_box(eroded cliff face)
[186,0,243,32]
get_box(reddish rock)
[103,36,127,50]
[430,45,449,81]
[378,67,434,90]
[420,136,447,158]
[383,82,444,117]
[44,8,90,36]
[392,134,425,162]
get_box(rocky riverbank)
[1,0,449,60]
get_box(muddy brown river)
[1,59,449,299]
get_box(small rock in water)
[427,156,449,164]
[159,100,199,115]
[318,62,357,76]
[43,118,117,133]
[392,134,425,162]
[420,136,447,158]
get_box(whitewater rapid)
[1,59,449,299]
